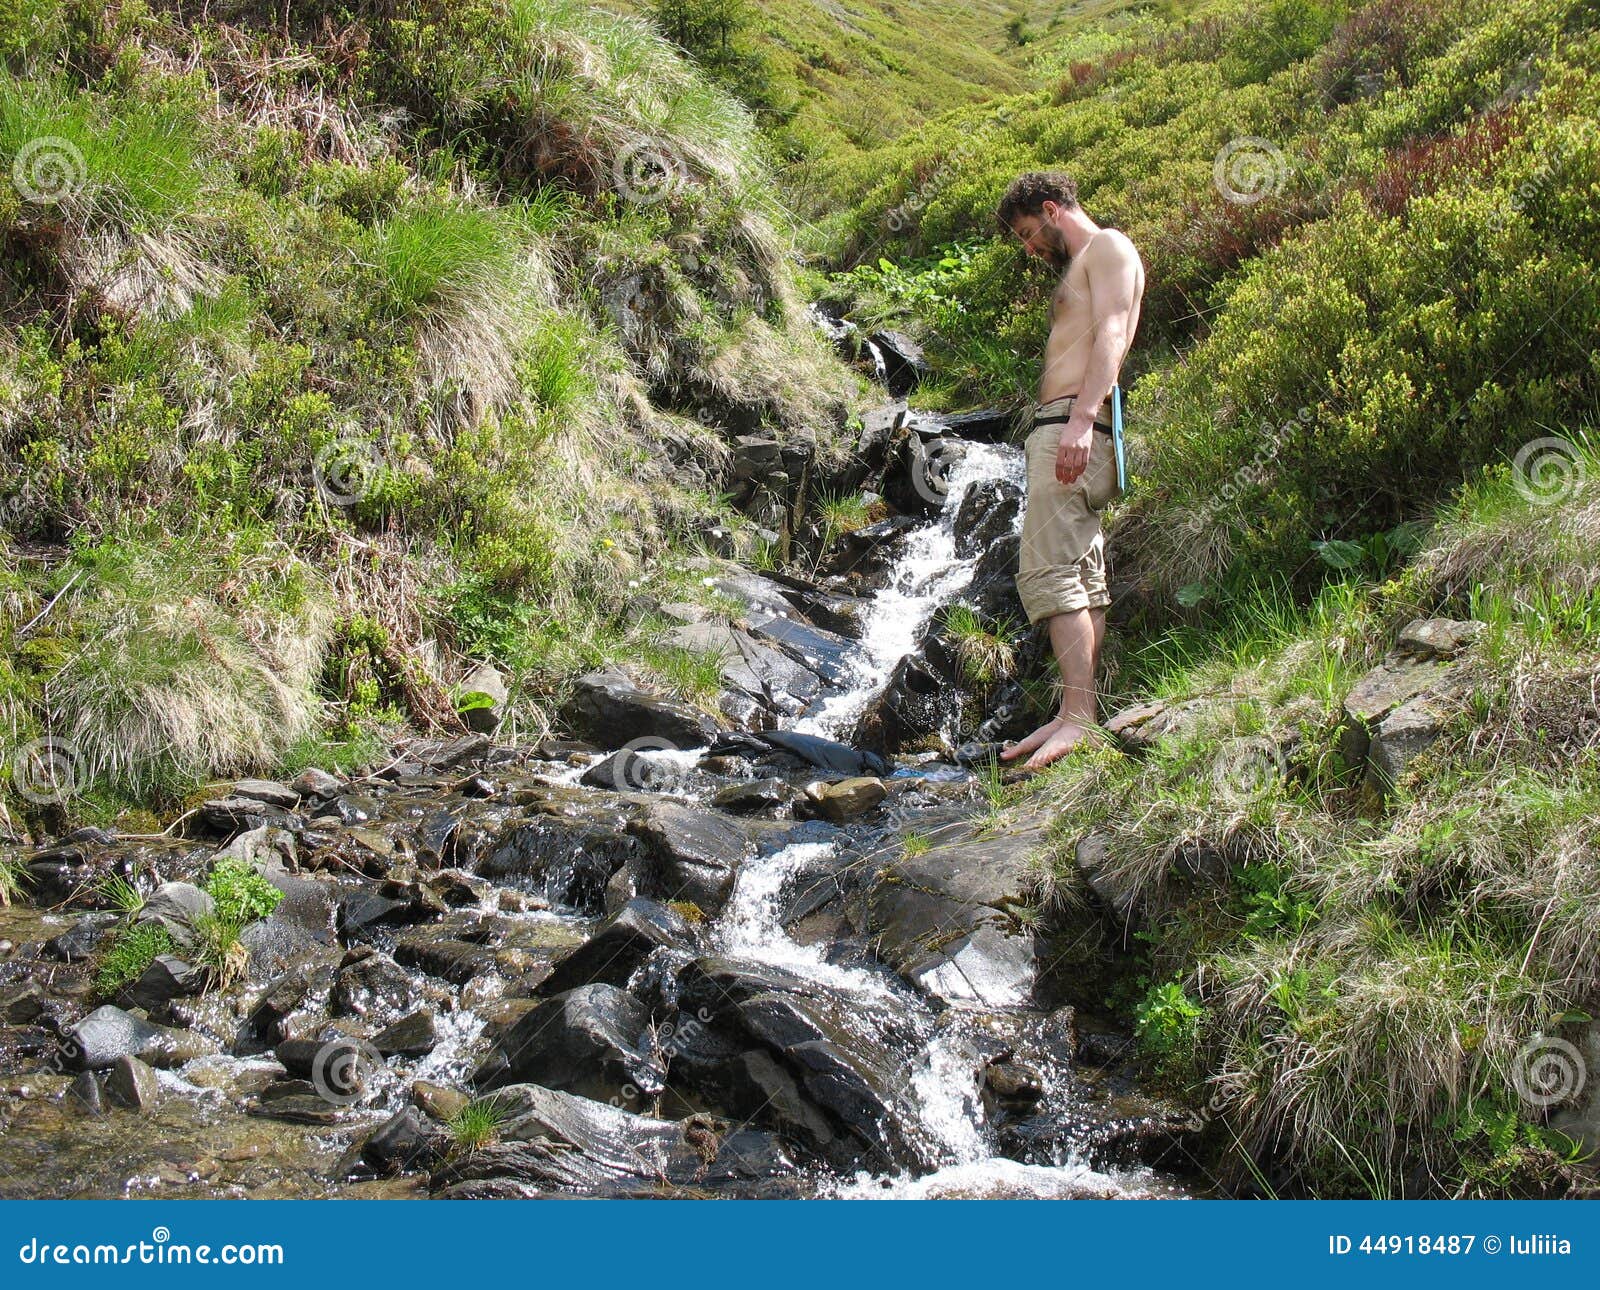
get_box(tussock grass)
[43,529,333,799]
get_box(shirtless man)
[993,172,1145,771]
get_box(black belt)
[1034,414,1113,435]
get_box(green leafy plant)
[204,857,284,925]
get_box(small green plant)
[204,857,284,925]
[190,913,250,992]
[1133,978,1203,1071]
[942,604,1018,687]
[901,830,932,858]
[94,922,174,997]
[446,1095,513,1154]
[0,855,25,908]
[96,872,145,918]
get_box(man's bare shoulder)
[1084,227,1142,269]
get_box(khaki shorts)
[1016,408,1121,624]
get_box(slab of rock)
[135,881,215,950]
[233,779,300,808]
[627,802,752,915]
[458,662,509,734]
[562,669,722,751]
[471,984,662,1101]
[63,1005,217,1071]
[712,778,798,816]
[291,768,344,800]
[539,899,699,996]
[121,955,206,1011]
[867,815,1044,1008]
[372,1010,437,1059]
[1340,658,1449,768]
[104,1054,161,1113]
[1365,693,1451,794]
[1396,617,1483,661]
[430,1083,792,1194]
[479,814,641,914]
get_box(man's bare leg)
[1020,606,1104,770]
[1000,605,1105,764]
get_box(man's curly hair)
[995,171,1080,231]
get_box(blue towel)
[1111,382,1127,496]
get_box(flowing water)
[0,427,1186,1200]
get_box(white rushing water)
[793,439,1023,741]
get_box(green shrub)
[204,856,284,925]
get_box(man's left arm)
[1056,235,1141,484]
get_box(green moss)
[94,922,174,998]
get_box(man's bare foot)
[1000,716,1064,762]
[1022,720,1094,772]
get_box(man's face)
[1010,204,1069,269]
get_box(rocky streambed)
[0,415,1203,1200]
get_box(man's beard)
[1040,225,1070,269]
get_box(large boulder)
[626,802,753,916]
[562,669,722,751]
[428,1084,792,1196]
[62,1005,217,1071]
[867,815,1044,1009]
[538,899,700,996]
[471,984,663,1102]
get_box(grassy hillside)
[0,0,865,823]
[800,0,1600,1197]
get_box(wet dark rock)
[372,1010,437,1058]
[200,795,296,834]
[245,955,340,1046]
[1076,1029,1133,1067]
[412,1080,469,1124]
[24,845,95,908]
[426,868,493,908]
[247,1078,352,1126]
[579,748,663,793]
[480,814,641,914]
[0,982,47,1025]
[337,888,414,938]
[985,1060,1045,1102]
[63,1005,217,1071]
[241,871,338,973]
[712,778,797,816]
[826,515,920,581]
[393,933,497,985]
[44,912,119,962]
[291,768,344,800]
[233,779,300,808]
[954,477,1023,560]
[354,1106,444,1176]
[562,669,722,751]
[919,407,1017,442]
[540,898,699,996]
[329,949,419,1019]
[472,984,662,1100]
[135,881,215,951]
[315,794,382,827]
[627,802,752,915]
[104,1054,161,1113]
[120,955,205,1011]
[709,729,891,778]
[741,612,854,689]
[65,1070,105,1116]
[407,733,494,771]
[869,329,928,396]
[429,1083,792,1194]
[854,638,961,756]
